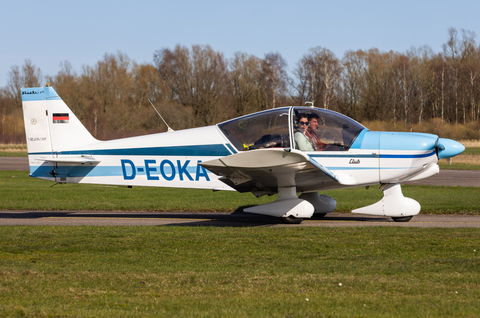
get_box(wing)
[200,148,352,195]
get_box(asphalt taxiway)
[0,211,479,227]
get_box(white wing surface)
[200,148,343,195]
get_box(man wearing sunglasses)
[294,113,314,151]
[305,113,326,151]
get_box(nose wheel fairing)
[352,183,420,217]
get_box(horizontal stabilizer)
[38,156,100,164]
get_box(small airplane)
[21,85,465,223]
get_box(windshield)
[218,108,291,151]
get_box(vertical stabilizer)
[22,86,98,155]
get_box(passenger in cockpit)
[294,114,314,151]
[305,113,325,151]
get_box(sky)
[1,0,480,88]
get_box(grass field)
[438,145,480,170]
[463,147,480,155]
[0,151,27,157]
[0,145,26,150]
[2,170,480,214]
[438,161,480,170]
[0,144,27,157]
[0,226,479,317]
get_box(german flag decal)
[53,113,69,123]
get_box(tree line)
[1,27,479,143]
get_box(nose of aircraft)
[436,138,465,159]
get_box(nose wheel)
[391,216,413,222]
[281,216,303,224]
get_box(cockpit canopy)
[218,107,365,152]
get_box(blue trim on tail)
[21,87,61,101]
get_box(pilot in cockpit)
[294,114,314,151]
[305,113,325,151]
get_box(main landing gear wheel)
[391,216,413,222]
[281,216,303,224]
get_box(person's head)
[297,114,309,131]
[308,113,320,130]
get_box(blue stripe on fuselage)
[310,153,378,159]
[28,144,232,157]
[309,150,436,159]
[379,151,436,159]
[29,164,211,178]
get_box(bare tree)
[5,65,22,109]
[293,47,342,110]
[290,59,309,106]
[49,61,82,115]
[229,52,265,116]
[0,88,9,142]
[6,59,43,108]
[261,52,288,109]
[75,52,133,137]
[154,44,232,126]
[463,49,480,121]
[359,49,391,121]
[393,54,412,126]
[340,50,367,119]
[443,27,476,123]
[22,59,43,88]
[320,48,342,109]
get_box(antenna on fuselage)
[305,101,314,108]
[148,100,174,132]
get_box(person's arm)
[295,132,314,151]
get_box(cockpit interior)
[218,107,365,152]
